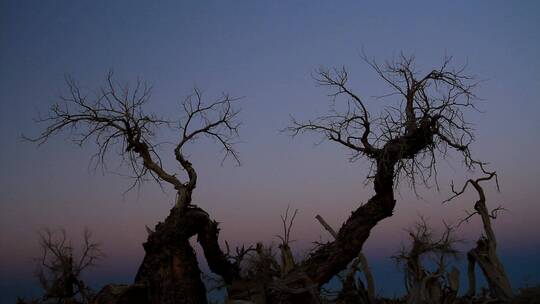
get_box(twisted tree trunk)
[134,207,206,304]
[263,158,396,303]
[136,239,206,304]
[468,243,512,302]
[297,158,395,287]
[129,205,238,304]
[293,125,434,290]
[130,105,438,304]
[465,177,513,301]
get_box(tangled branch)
[287,52,480,189]
[26,72,241,208]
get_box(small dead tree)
[286,52,480,295]
[394,218,460,304]
[228,243,280,303]
[27,72,242,304]
[276,206,298,277]
[227,207,317,303]
[444,164,512,301]
[35,228,102,304]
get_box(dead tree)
[35,228,102,304]
[227,207,321,303]
[393,218,460,304]
[286,53,479,296]
[227,243,279,303]
[315,214,375,304]
[444,164,513,301]
[28,72,243,304]
[277,206,298,277]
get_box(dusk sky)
[1,1,540,303]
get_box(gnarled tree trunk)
[29,73,243,304]
[467,240,512,301]
[135,212,206,303]
[289,124,435,292]
[467,183,512,301]
[134,205,239,304]
[452,171,513,302]
[285,54,478,294]
[395,219,459,304]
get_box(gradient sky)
[1,1,540,303]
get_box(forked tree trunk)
[467,237,513,301]
[465,180,513,302]
[134,207,208,304]
[126,124,436,304]
[135,239,206,304]
[403,238,445,304]
[467,240,513,301]
[131,123,435,304]
[133,205,238,304]
[93,204,238,304]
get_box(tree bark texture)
[134,206,238,304]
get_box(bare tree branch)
[34,228,102,303]
[26,72,241,209]
[288,52,480,189]
[283,53,483,289]
[443,165,513,300]
[393,218,461,304]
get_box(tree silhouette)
[28,72,242,303]
[35,228,102,304]
[286,52,479,293]
[393,218,460,304]
[445,163,513,301]
[27,51,494,303]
